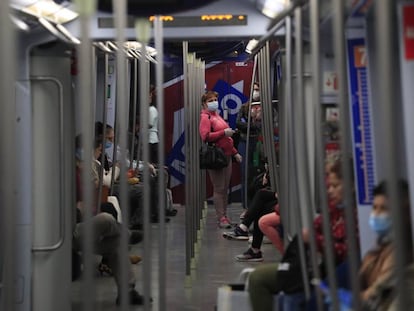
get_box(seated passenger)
[357,180,411,310]
[258,209,284,255]
[96,122,169,225]
[222,178,281,261]
[247,158,353,311]
[73,202,146,305]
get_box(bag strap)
[206,114,217,145]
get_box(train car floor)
[71,203,283,310]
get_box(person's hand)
[148,163,157,176]
[224,128,234,137]
[262,174,268,186]
[234,153,242,163]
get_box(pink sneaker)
[218,216,232,229]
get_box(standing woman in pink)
[199,91,243,228]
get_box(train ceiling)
[8,0,371,62]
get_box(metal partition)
[1,1,17,310]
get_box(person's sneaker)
[222,225,249,240]
[151,215,171,223]
[166,208,178,217]
[235,248,263,262]
[129,255,142,264]
[218,216,232,229]
[116,289,144,305]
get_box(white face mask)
[207,101,219,111]
[252,90,260,101]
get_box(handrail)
[30,76,65,252]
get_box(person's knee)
[248,269,260,288]
[96,212,118,229]
[258,217,266,232]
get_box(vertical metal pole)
[285,13,311,301]
[196,59,204,239]
[113,1,130,310]
[135,18,152,309]
[333,1,361,310]
[101,50,110,191]
[278,48,289,242]
[154,15,167,311]
[259,44,279,194]
[0,0,16,310]
[244,57,258,208]
[376,1,408,309]
[191,54,196,265]
[194,58,201,238]
[130,57,138,169]
[93,47,106,211]
[74,0,97,309]
[183,41,192,276]
[310,0,339,309]
[200,60,207,216]
[294,6,324,310]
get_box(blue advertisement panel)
[346,36,376,205]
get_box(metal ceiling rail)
[247,0,309,59]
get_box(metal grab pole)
[130,57,138,169]
[259,44,279,194]
[310,0,339,310]
[74,0,97,309]
[286,14,311,301]
[333,1,361,310]
[376,1,408,309]
[183,41,192,276]
[135,18,152,310]
[113,1,131,310]
[154,16,167,311]
[294,6,324,310]
[244,56,258,209]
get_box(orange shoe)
[129,255,142,264]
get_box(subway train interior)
[1,0,414,310]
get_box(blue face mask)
[369,213,392,236]
[105,141,113,149]
[207,101,219,111]
[75,148,84,161]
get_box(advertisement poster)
[346,35,376,206]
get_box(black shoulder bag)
[199,116,229,170]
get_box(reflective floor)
[71,203,282,310]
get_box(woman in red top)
[248,158,354,311]
[199,91,242,228]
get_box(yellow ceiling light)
[257,0,289,19]
[149,16,174,22]
[201,15,233,21]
